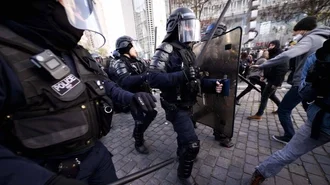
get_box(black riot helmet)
[115,35,143,58]
[164,7,201,43]
[116,36,134,51]
[0,0,106,51]
[205,22,227,35]
[202,22,227,41]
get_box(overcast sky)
[101,0,126,52]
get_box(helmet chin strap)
[124,53,131,58]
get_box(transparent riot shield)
[192,27,242,138]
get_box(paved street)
[101,84,330,185]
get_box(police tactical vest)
[167,42,198,107]
[0,25,113,156]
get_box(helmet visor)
[59,0,105,49]
[178,19,201,43]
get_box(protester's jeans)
[256,120,330,178]
[256,83,279,116]
[277,86,302,138]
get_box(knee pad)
[177,140,200,178]
[133,121,145,133]
[179,140,200,160]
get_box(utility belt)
[42,148,92,179]
[160,97,193,111]
[5,133,96,158]
[311,99,330,139]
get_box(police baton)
[108,157,175,185]
[238,74,261,92]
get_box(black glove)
[184,66,197,80]
[46,175,88,185]
[131,92,157,113]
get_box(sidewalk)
[101,88,330,185]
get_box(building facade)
[169,0,302,48]
[131,0,167,59]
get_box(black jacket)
[264,40,288,86]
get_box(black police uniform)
[0,2,156,184]
[147,7,220,184]
[113,54,157,154]
[0,21,118,185]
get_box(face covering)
[293,34,303,42]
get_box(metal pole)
[154,26,158,52]
[108,158,175,185]
[238,74,261,92]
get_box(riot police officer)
[0,0,156,184]
[113,36,157,154]
[202,22,227,41]
[148,8,223,185]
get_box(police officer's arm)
[113,60,145,90]
[103,80,134,105]
[103,80,156,111]
[298,53,317,101]
[200,78,219,93]
[147,43,187,89]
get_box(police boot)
[179,177,198,185]
[219,137,234,148]
[214,131,234,148]
[177,141,200,185]
[133,121,149,154]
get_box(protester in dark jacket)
[264,40,289,89]
[236,50,282,106]
[248,40,287,120]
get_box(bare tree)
[170,0,211,20]
[260,0,330,25]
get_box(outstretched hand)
[131,92,157,113]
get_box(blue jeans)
[165,109,199,149]
[256,120,330,178]
[256,83,279,116]
[278,86,302,138]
